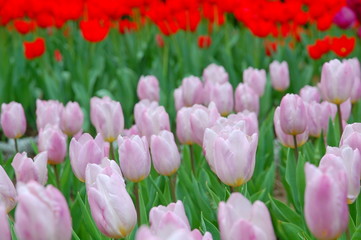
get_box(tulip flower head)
[36,99,63,130]
[269,60,289,91]
[0,166,17,212]
[1,102,27,139]
[12,152,48,185]
[234,83,259,114]
[137,75,160,102]
[38,125,67,164]
[243,67,266,96]
[60,101,83,136]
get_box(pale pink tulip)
[270,61,289,91]
[243,67,266,96]
[1,102,26,139]
[234,83,259,114]
[137,75,160,102]
[12,152,48,185]
[36,99,63,130]
[0,166,16,212]
[38,125,67,164]
[60,101,83,136]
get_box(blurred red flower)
[54,49,62,62]
[23,38,46,60]
[119,20,137,34]
[331,35,356,57]
[198,35,212,48]
[155,34,164,48]
[14,20,36,35]
[80,19,110,42]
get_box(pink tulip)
[341,123,361,154]
[299,85,321,103]
[202,63,229,84]
[227,111,258,136]
[60,101,83,136]
[0,166,16,212]
[346,58,361,103]
[1,102,26,139]
[174,87,185,111]
[324,146,361,203]
[333,6,356,29]
[150,201,190,232]
[38,125,67,164]
[243,67,266,96]
[218,193,276,240]
[0,204,10,240]
[213,130,258,187]
[15,181,72,240]
[204,81,234,116]
[319,59,353,104]
[70,133,108,182]
[12,152,48,185]
[86,158,137,238]
[279,94,308,135]
[306,101,334,138]
[269,60,289,91]
[90,96,124,142]
[134,100,159,122]
[136,226,212,240]
[274,107,308,148]
[123,124,140,137]
[176,107,194,145]
[118,135,151,182]
[150,130,181,176]
[304,163,348,240]
[234,83,259,114]
[190,102,220,145]
[36,99,63,130]
[135,102,170,142]
[137,75,160,102]
[203,117,247,171]
[181,76,203,106]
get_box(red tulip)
[54,50,62,62]
[198,35,212,48]
[80,19,110,42]
[14,20,36,35]
[23,38,46,60]
[331,35,356,57]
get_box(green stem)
[14,138,19,153]
[169,174,177,202]
[53,164,60,188]
[337,104,343,135]
[293,135,299,162]
[189,145,196,176]
[109,141,115,161]
[134,182,140,226]
[230,186,237,193]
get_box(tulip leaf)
[285,149,301,212]
[138,182,148,225]
[200,212,220,240]
[279,221,311,240]
[269,196,304,228]
[326,118,340,147]
[72,230,81,240]
[295,153,306,210]
[352,224,361,240]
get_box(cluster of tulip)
[0,56,361,239]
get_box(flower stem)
[14,138,19,153]
[109,141,115,161]
[53,164,60,188]
[293,135,298,162]
[189,145,196,176]
[134,182,140,226]
[337,104,343,135]
[169,174,177,202]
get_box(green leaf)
[285,149,300,212]
[269,196,304,227]
[279,222,311,240]
[200,212,220,240]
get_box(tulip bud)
[319,59,353,104]
[86,159,136,238]
[203,82,234,116]
[324,146,361,203]
[15,182,72,240]
[38,125,67,164]
[227,111,258,136]
[234,83,259,114]
[306,101,333,137]
[0,166,16,212]
[304,163,348,240]
[135,103,170,142]
[1,102,26,139]
[190,102,220,145]
[340,123,361,153]
[60,101,83,136]
[90,96,124,142]
[279,94,307,135]
[174,87,185,111]
[243,67,266,96]
[150,201,190,232]
[299,85,321,103]
[181,76,203,106]
[118,135,151,182]
[269,60,289,91]
[202,63,229,84]
[213,129,258,187]
[0,205,10,240]
[70,133,108,182]
[12,152,48,185]
[36,99,63,130]
[346,58,361,103]
[274,107,308,148]
[218,193,276,240]
[176,107,194,145]
[150,130,181,176]
[137,75,160,102]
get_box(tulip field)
[2,0,361,240]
